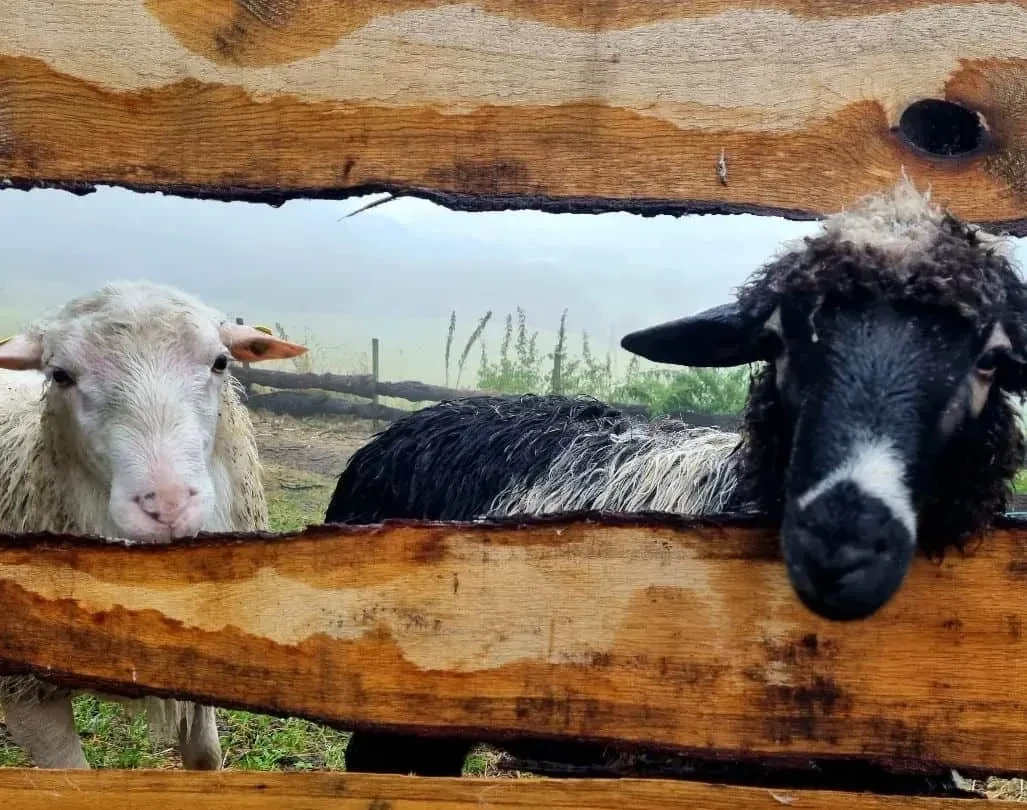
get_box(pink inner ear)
[0,334,43,370]
[218,322,307,362]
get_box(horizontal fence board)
[0,770,996,809]
[3,2,1027,227]
[233,366,481,405]
[0,514,1026,775]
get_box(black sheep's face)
[621,293,1025,621]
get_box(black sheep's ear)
[620,302,769,368]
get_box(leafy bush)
[443,308,750,417]
[613,360,751,416]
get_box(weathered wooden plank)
[0,514,1025,776]
[0,770,997,809]
[4,2,1027,228]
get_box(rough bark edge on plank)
[490,750,980,798]
[7,177,1025,236]
[0,768,993,807]
[0,508,777,550]
[0,506,1019,551]
[0,176,829,218]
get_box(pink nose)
[134,484,199,526]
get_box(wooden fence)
[4,0,1027,806]
[231,361,744,431]
[1,514,1026,807]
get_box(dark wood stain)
[426,159,534,195]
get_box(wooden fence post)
[236,317,252,398]
[371,337,380,430]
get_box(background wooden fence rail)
[230,363,744,431]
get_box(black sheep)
[326,177,1027,782]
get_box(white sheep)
[0,280,306,769]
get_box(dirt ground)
[249,410,378,478]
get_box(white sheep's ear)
[219,322,308,363]
[620,302,767,367]
[0,334,43,370]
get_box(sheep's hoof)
[182,749,222,770]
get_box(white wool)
[492,426,742,517]
[823,172,946,259]
[780,171,1016,264]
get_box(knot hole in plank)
[896,99,989,159]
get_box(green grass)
[218,711,348,771]
[263,463,334,533]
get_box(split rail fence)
[3,0,1027,806]
[229,354,743,431]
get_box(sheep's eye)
[51,368,74,388]
[976,349,1003,378]
[211,354,229,373]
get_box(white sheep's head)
[0,281,306,542]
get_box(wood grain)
[5,2,1027,227]
[0,513,1025,776]
[0,769,997,808]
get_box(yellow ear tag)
[0,336,14,347]
[254,325,273,335]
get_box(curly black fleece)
[733,209,1027,553]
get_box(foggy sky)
[0,185,819,341]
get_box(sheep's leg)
[177,703,222,770]
[2,690,89,769]
[144,698,222,770]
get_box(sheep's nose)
[134,484,199,525]
[782,483,916,621]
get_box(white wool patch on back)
[492,426,742,517]
[796,436,917,540]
